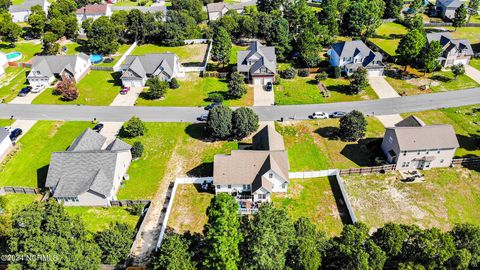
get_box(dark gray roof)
[395,115,426,127]
[9,0,47,12]
[426,32,474,56]
[27,54,90,79]
[436,0,463,8]
[110,5,167,14]
[0,128,9,142]
[237,41,277,74]
[121,53,178,79]
[207,1,255,13]
[45,128,131,198]
[331,40,383,68]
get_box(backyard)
[131,44,209,65]
[0,121,93,187]
[368,22,408,56]
[427,27,480,52]
[271,177,347,236]
[343,166,480,232]
[276,118,386,171]
[0,40,42,61]
[0,67,28,103]
[65,206,140,232]
[135,73,253,107]
[0,193,41,213]
[32,71,121,105]
[274,75,378,105]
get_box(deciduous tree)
[86,16,119,54]
[207,106,233,140]
[145,77,168,99]
[383,0,403,18]
[338,110,367,141]
[28,5,47,38]
[95,222,134,266]
[257,0,283,13]
[451,64,465,79]
[228,72,247,99]
[287,217,327,270]
[453,4,468,30]
[0,11,21,43]
[396,29,426,71]
[152,234,196,270]
[211,26,231,66]
[41,31,59,55]
[421,40,442,74]
[232,107,259,139]
[348,67,369,95]
[56,76,78,101]
[120,116,147,138]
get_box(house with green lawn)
[328,40,385,76]
[426,32,474,68]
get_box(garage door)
[454,59,468,66]
[368,70,383,77]
[264,78,273,85]
[253,78,262,85]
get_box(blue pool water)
[6,52,22,61]
[90,54,103,64]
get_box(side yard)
[0,67,28,103]
[368,22,408,56]
[0,41,42,61]
[131,44,209,66]
[65,206,140,233]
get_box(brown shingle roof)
[252,125,285,151]
[388,125,459,151]
[76,4,108,15]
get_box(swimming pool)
[90,54,103,64]
[6,52,22,62]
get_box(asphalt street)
[1,88,480,122]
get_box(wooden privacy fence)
[424,22,480,27]
[110,200,150,207]
[339,164,396,176]
[451,157,480,166]
[1,186,40,195]
[91,66,114,71]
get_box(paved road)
[1,88,480,122]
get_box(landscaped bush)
[332,67,341,78]
[298,69,310,77]
[281,68,296,79]
[169,78,179,89]
[120,117,147,138]
[208,92,224,103]
[131,141,144,159]
[315,72,328,82]
[129,203,145,216]
[145,77,168,100]
[274,74,281,85]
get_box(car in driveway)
[330,111,347,118]
[120,87,130,95]
[31,85,45,93]
[18,86,32,97]
[266,82,273,91]
[93,123,104,132]
[9,128,22,141]
[198,113,209,121]
[204,102,221,111]
[310,112,329,119]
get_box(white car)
[311,112,329,119]
[31,85,45,93]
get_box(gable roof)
[76,3,108,15]
[331,40,383,68]
[237,41,277,74]
[395,115,426,127]
[206,1,255,13]
[68,128,106,151]
[28,54,90,79]
[436,0,463,8]
[9,0,47,12]
[426,32,474,56]
[121,53,178,79]
[252,125,285,151]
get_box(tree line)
[154,193,480,270]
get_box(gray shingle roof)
[121,53,178,79]
[331,40,383,68]
[252,125,285,151]
[68,128,106,151]
[437,0,463,8]
[28,54,90,79]
[426,32,474,56]
[237,41,277,74]
[9,0,47,12]
[207,1,255,13]
[395,115,426,127]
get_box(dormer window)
[269,173,273,178]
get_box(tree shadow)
[0,43,16,50]
[328,175,354,225]
[182,231,206,262]
[185,123,210,141]
[455,133,480,152]
[306,79,317,85]
[108,72,123,86]
[340,138,384,167]
[431,74,451,83]
[314,126,340,140]
[327,84,350,95]
[36,165,49,188]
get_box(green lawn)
[0,121,93,187]
[274,76,378,105]
[272,177,345,236]
[11,0,25,4]
[0,119,14,127]
[430,71,480,92]
[32,71,121,105]
[470,58,480,71]
[1,193,40,213]
[426,27,480,52]
[66,206,140,232]
[276,117,386,171]
[135,74,253,107]
[131,44,208,64]
[401,105,480,157]
[343,167,480,231]
[62,42,85,55]
[114,0,152,6]
[0,41,42,61]
[0,67,28,103]
[369,22,408,56]
[229,45,247,64]
[97,44,131,67]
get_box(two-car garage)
[252,76,274,86]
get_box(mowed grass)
[272,177,345,236]
[66,206,140,233]
[0,193,40,213]
[229,45,247,64]
[0,41,42,61]
[401,106,480,157]
[274,76,378,105]
[0,121,93,187]
[343,167,480,232]
[97,44,131,67]
[276,117,386,171]
[0,67,28,103]
[168,184,213,234]
[32,71,120,105]
[0,119,14,127]
[135,74,253,107]
[471,58,480,70]
[131,44,208,64]
[369,22,408,56]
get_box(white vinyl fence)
[289,169,338,179]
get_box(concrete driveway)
[466,65,480,84]
[9,88,47,104]
[8,120,37,142]
[99,121,124,146]
[110,87,144,106]
[253,85,274,106]
[368,76,403,127]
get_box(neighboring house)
[120,53,184,87]
[381,115,459,171]
[9,0,50,23]
[206,1,255,20]
[237,41,277,85]
[45,129,132,207]
[213,125,290,203]
[27,54,91,88]
[328,40,385,76]
[426,32,473,68]
[435,0,463,20]
[76,4,112,24]
[0,128,13,163]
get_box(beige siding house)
[381,116,459,170]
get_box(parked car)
[93,123,104,132]
[120,87,130,95]
[310,112,329,119]
[330,111,347,118]
[18,86,32,97]
[204,102,221,111]
[266,82,273,91]
[31,85,44,93]
[198,113,209,121]
[9,128,22,141]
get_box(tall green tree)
[348,67,369,95]
[0,11,21,43]
[450,224,480,268]
[341,0,385,38]
[28,5,47,38]
[287,217,327,270]
[41,31,60,55]
[453,4,468,30]
[171,0,206,23]
[319,0,340,37]
[257,0,283,13]
[409,0,423,13]
[86,16,119,54]
[232,107,259,139]
[127,9,147,43]
[8,200,101,270]
[372,223,409,262]
[152,234,196,270]
[211,26,232,67]
[203,193,242,270]
[421,40,442,74]
[95,222,134,266]
[120,116,147,138]
[207,105,233,140]
[0,0,11,10]
[383,0,403,18]
[395,29,426,71]
[145,77,168,99]
[338,110,367,142]
[228,72,247,99]
[469,0,480,17]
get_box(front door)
[416,160,424,169]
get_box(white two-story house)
[237,41,277,85]
[426,32,474,68]
[328,40,385,76]
[9,0,50,23]
[76,4,112,25]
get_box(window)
[440,159,444,163]
[258,194,266,200]
[417,151,421,155]
[402,162,410,167]
[228,185,231,189]
[282,182,286,189]
[403,151,407,156]
[437,150,441,154]
[269,173,273,178]
[388,136,393,144]
[216,185,220,189]
[243,185,248,190]
[426,151,429,154]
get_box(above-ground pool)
[6,52,22,62]
[90,54,103,64]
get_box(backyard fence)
[0,186,40,195]
[451,157,480,166]
[201,71,229,78]
[113,41,137,72]
[91,66,114,71]
[289,169,338,179]
[423,22,480,27]
[175,177,213,184]
[334,170,357,224]
[155,181,177,250]
[110,200,150,207]
[338,164,396,176]
[129,201,153,258]
[184,39,209,44]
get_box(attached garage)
[252,76,274,85]
[367,69,384,77]
[122,79,144,87]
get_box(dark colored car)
[120,87,130,95]
[9,128,22,141]
[266,82,273,91]
[198,113,209,121]
[18,86,32,97]
[93,123,104,132]
[330,111,347,118]
[204,102,221,111]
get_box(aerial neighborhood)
[1,0,480,268]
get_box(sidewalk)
[368,76,403,127]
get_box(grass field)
[0,67,28,103]
[0,119,14,127]
[32,71,120,105]
[97,44,131,67]
[114,0,152,6]
[1,193,40,213]
[0,121,93,187]
[401,106,480,157]
[168,184,213,234]
[369,22,408,56]
[272,177,346,236]
[276,118,386,171]
[470,58,480,70]
[0,41,42,61]
[274,76,378,105]
[132,44,208,64]
[135,74,253,107]
[66,206,140,232]
[343,167,480,232]
[230,45,247,64]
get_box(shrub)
[274,74,281,85]
[281,67,296,79]
[145,77,168,99]
[169,78,179,89]
[131,141,144,159]
[206,106,233,140]
[347,68,369,95]
[298,69,310,77]
[120,116,147,138]
[129,203,144,216]
[338,110,367,142]
[95,223,134,266]
[315,72,328,82]
[56,77,78,101]
[332,67,341,78]
[208,92,224,103]
[228,72,247,99]
[451,64,465,79]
